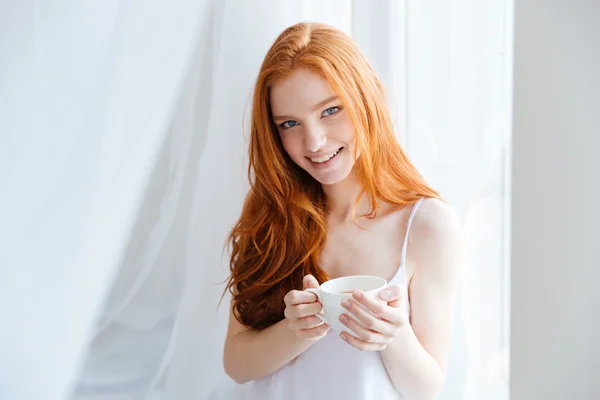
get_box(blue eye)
[322,106,340,117]
[280,120,299,129]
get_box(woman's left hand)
[339,284,409,351]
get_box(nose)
[304,124,328,153]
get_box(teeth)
[310,149,340,163]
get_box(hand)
[338,284,408,351]
[283,274,331,341]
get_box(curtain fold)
[1,1,212,399]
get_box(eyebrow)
[272,95,339,121]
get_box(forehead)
[270,68,336,115]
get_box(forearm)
[223,319,314,384]
[380,325,446,400]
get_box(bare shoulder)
[407,198,463,278]
[411,198,462,239]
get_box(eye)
[322,106,341,117]
[280,120,299,129]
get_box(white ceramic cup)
[305,275,388,335]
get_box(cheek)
[333,117,356,145]
[339,124,359,160]
[342,130,357,154]
[280,135,302,160]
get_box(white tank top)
[246,198,425,400]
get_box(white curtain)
[403,2,512,399]
[1,0,213,398]
[353,2,512,399]
[0,1,511,399]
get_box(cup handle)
[304,288,328,324]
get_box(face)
[270,68,358,186]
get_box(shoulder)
[411,198,462,240]
[407,198,463,278]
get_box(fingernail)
[353,291,363,299]
[340,333,348,341]
[380,289,391,300]
[340,315,348,324]
[342,299,351,308]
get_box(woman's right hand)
[283,274,331,341]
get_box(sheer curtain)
[403,2,512,399]
[1,0,213,399]
[352,1,512,399]
[72,2,354,399]
[1,1,511,399]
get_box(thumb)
[379,284,407,307]
[302,274,319,290]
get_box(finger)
[342,299,397,336]
[340,331,387,351]
[296,322,331,341]
[387,294,407,310]
[302,274,320,290]
[339,313,386,343]
[284,302,321,319]
[288,315,323,331]
[379,284,407,306]
[292,302,323,319]
[351,290,404,325]
[284,289,319,306]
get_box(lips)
[309,147,343,164]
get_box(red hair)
[225,22,439,330]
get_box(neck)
[322,169,372,223]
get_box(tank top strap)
[390,198,425,284]
[400,197,425,269]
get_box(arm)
[223,309,311,384]
[223,276,330,384]
[339,199,463,399]
[381,199,463,398]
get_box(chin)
[309,165,354,186]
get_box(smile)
[309,147,343,164]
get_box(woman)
[223,22,463,400]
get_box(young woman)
[223,22,463,400]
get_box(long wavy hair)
[224,22,440,331]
